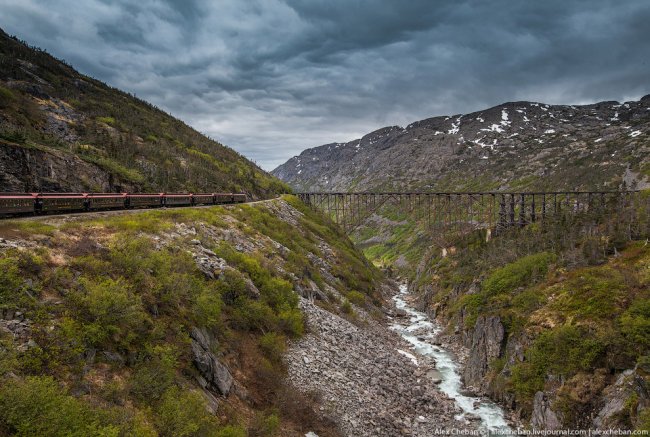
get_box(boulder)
[242,274,261,299]
[193,252,227,280]
[531,391,562,430]
[190,327,233,396]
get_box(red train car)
[164,193,192,207]
[127,193,164,208]
[0,193,37,214]
[87,193,127,210]
[192,193,215,205]
[37,193,87,212]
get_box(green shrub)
[154,387,219,437]
[452,293,483,328]
[5,220,57,235]
[96,116,115,125]
[232,299,277,333]
[552,267,627,320]
[346,290,366,306]
[129,345,178,403]
[511,325,606,399]
[100,213,173,233]
[0,338,17,375]
[0,376,150,436]
[0,86,16,108]
[217,244,303,336]
[219,268,249,305]
[258,332,286,364]
[0,256,28,310]
[260,277,298,313]
[216,425,247,437]
[251,411,281,437]
[68,276,149,348]
[0,86,15,100]
[341,299,353,315]
[107,237,216,319]
[482,252,556,296]
[78,153,145,184]
[193,286,222,329]
[511,287,546,315]
[620,299,650,353]
[638,407,650,431]
[277,307,304,337]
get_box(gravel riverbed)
[286,290,480,437]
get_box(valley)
[0,197,516,437]
[273,97,650,433]
[1,8,650,436]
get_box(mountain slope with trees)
[0,28,288,197]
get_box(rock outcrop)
[190,327,234,397]
[531,391,563,430]
[0,140,135,192]
[593,368,650,429]
[463,315,505,390]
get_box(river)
[390,284,512,436]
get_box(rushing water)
[390,284,512,436]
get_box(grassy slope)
[0,28,288,197]
[414,193,650,429]
[0,196,381,436]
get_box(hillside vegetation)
[274,94,650,277]
[412,191,650,430]
[0,28,288,197]
[0,196,382,436]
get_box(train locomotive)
[0,192,247,217]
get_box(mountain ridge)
[273,96,650,192]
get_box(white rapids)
[390,284,512,435]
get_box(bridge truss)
[297,191,646,239]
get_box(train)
[0,192,247,217]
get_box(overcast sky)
[1,0,649,170]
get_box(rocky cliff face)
[462,315,505,391]
[0,139,136,192]
[273,96,650,192]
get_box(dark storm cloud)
[1,0,649,169]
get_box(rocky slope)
[287,295,471,437]
[0,197,473,436]
[0,28,287,197]
[273,96,650,192]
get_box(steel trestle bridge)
[297,191,646,237]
